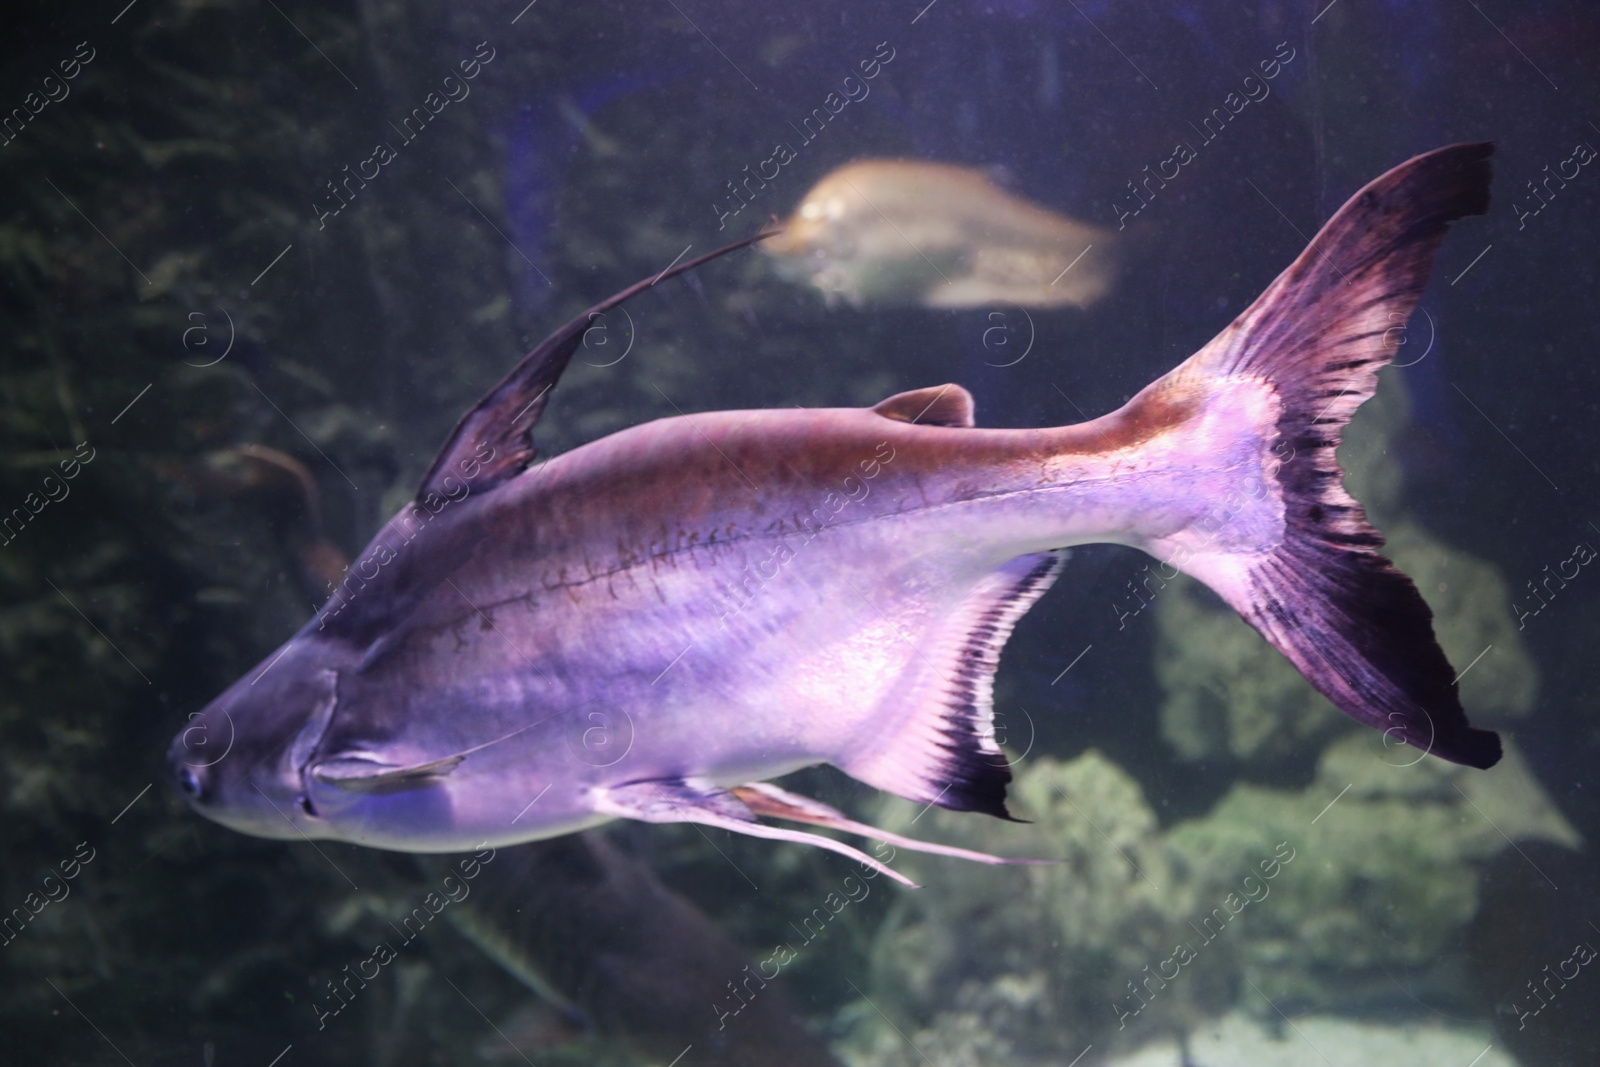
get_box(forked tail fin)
[1152,143,1501,769]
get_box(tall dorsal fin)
[416,231,773,501]
[871,384,976,427]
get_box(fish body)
[173,146,1502,878]
[195,382,1261,852]
[762,159,1115,309]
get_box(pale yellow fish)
[762,159,1115,309]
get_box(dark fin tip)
[927,554,1066,818]
[1252,536,1502,769]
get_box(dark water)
[2,1,1598,1064]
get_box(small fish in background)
[446,834,844,1067]
[761,159,1116,309]
[161,444,348,600]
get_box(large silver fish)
[170,144,1502,884]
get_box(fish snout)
[165,707,312,840]
[166,703,240,809]
[758,218,821,258]
[167,732,214,807]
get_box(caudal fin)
[1154,143,1501,769]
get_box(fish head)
[167,632,354,840]
[762,178,856,260]
[764,162,980,305]
[172,631,576,851]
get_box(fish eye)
[177,766,205,800]
[298,793,317,817]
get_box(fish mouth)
[216,803,318,842]
[166,739,212,809]
[165,741,310,839]
[164,664,344,836]
[758,228,804,256]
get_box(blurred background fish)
[160,445,349,602]
[761,160,1117,309]
[444,835,842,1067]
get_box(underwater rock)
[845,752,1208,1064]
[1155,574,1352,766]
[1467,841,1600,1067]
[1382,519,1540,727]
[838,971,1054,1067]
[843,736,1576,1065]
[1104,1009,1512,1066]
[1166,733,1577,1009]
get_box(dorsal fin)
[871,384,976,427]
[416,231,773,501]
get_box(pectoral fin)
[311,719,552,794]
[592,779,922,887]
[312,753,464,794]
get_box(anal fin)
[841,550,1065,818]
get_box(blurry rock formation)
[842,734,1576,1065]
